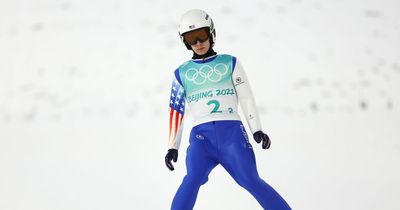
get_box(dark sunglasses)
[183,27,210,45]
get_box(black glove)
[253,131,271,150]
[165,149,178,171]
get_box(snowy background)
[1,0,400,209]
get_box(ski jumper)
[168,54,291,210]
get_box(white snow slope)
[0,0,399,209]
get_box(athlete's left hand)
[253,131,271,149]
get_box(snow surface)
[0,0,399,209]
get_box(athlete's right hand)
[165,149,178,171]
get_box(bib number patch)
[207,100,222,113]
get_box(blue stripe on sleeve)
[174,68,183,87]
[232,56,237,73]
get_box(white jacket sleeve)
[232,59,262,134]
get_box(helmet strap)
[192,47,217,59]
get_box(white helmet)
[178,9,216,49]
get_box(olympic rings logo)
[185,63,229,85]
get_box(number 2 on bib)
[207,100,222,113]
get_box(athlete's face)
[190,39,210,56]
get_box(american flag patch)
[168,78,186,147]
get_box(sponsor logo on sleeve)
[234,77,245,86]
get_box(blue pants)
[171,120,291,210]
